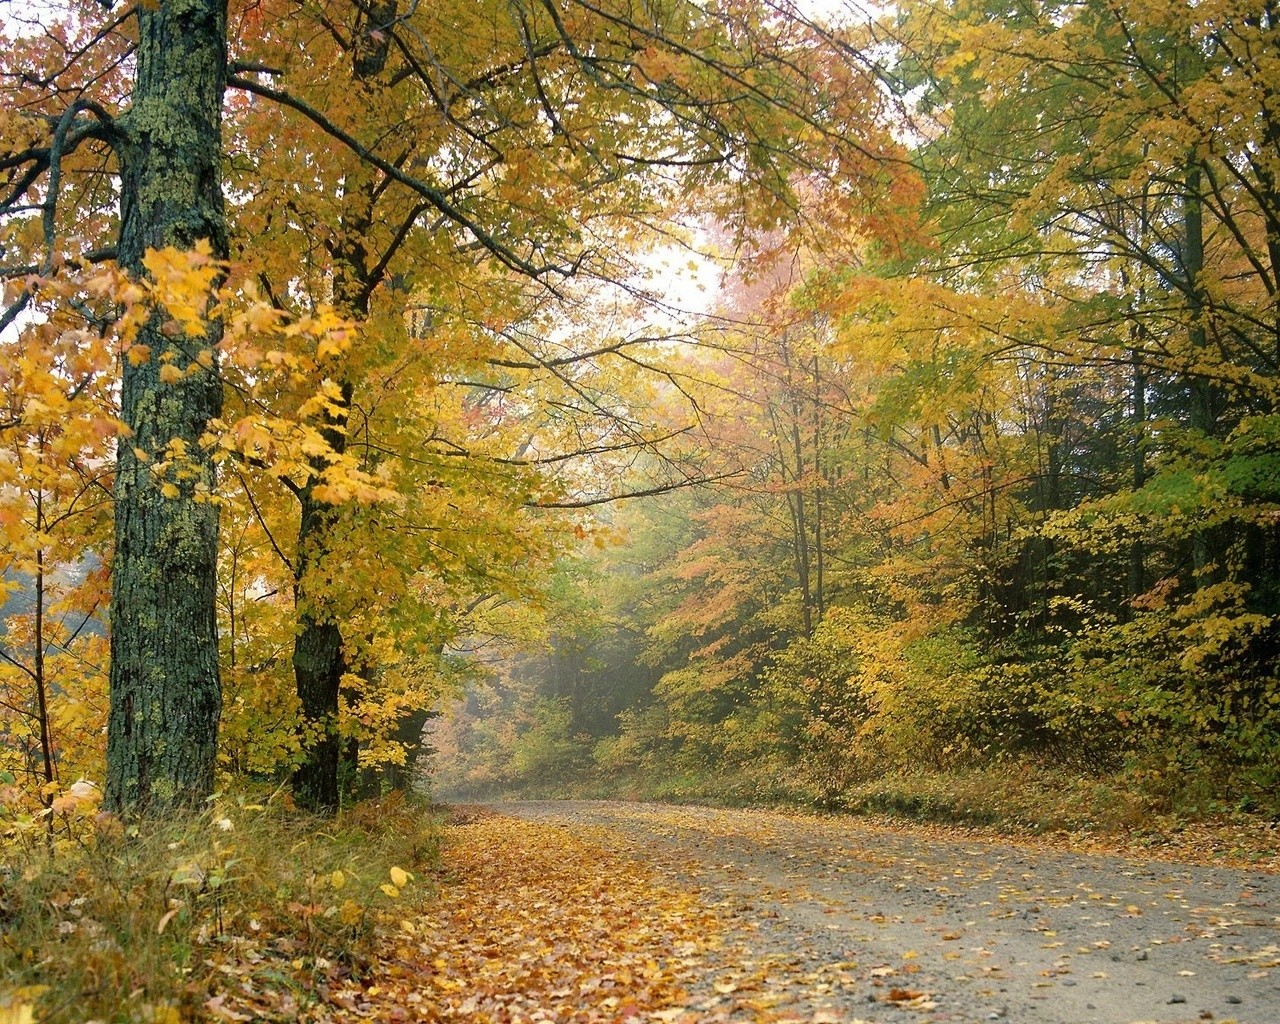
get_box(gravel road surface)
[497,800,1280,1024]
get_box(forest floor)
[330,800,1280,1024]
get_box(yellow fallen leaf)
[330,869,346,890]
[389,865,412,888]
[0,1001,34,1024]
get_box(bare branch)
[529,469,743,508]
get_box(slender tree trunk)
[1128,345,1147,602]
[291,7,395,809]
[775,338,814,637]
[1183,162,1226,584]
[106,0,228,813]
[811,355,825,621]
[1246,23,1280,597]
[1042,377,1061,626]
[788,419,814,637]
[33,480,54,793]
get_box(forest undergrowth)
[0,791,438,1024]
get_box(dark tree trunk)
[105,0,228,814]
[290,8,397,811]
[288,247,362,812]
[1128,346,1147,603]
[1182,162,1227,584]
[291,491,347,812]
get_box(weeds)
[0,789,438,1023]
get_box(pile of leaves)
[336,808,726,1022]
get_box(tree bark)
[290,7,398,811]
[105,0,228,813]
[1182,162,1226,584]
[1128,345,1147,603]
[291,491,347,812]
[288,198,366,811]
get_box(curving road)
[497,800,1280,1024]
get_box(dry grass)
[0,790,439,1023]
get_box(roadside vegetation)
[0,789,437,1023]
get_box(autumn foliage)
[1,0,1279,1020]
[433,0,1280,824]
[2,1,1280,1018]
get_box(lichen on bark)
[104,0,229,814]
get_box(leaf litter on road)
[311,808,907,1024]
[325,811,729,1022]
[197,800,1279,1023]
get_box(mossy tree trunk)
[105,0,228,813]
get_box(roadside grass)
[0,790,438,1024]
[837,766,1280,868]
[841,765,1151,830]
[441,759,1280,870]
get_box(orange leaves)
[878,986,937,1009]
[347,814,721,1022]
[0,264,115,814]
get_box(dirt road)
[498,800,1280,1024]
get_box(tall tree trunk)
[288,159,379,812]
[106,0,228,814]
[1128,344,1147,603]
[1244,9,1280,599]
[1183,162,1225,584]
[811,354,826,622]
[291,7,395,810]
[291,488,350,812]
[33,478,54,795]
[775,338,814,637]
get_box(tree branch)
[227,74,570,288]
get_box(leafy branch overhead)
[1,0,914,813]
